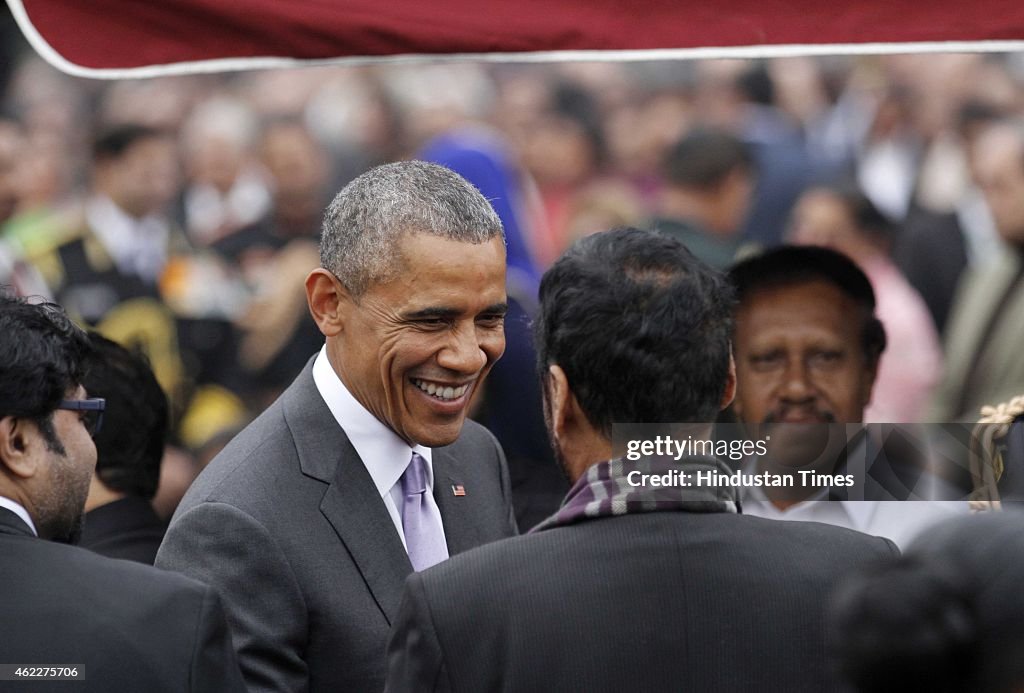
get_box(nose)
[437,322,488,374]
[779,359,815,404]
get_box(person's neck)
[84,476,126,513]
[563,436,614,484]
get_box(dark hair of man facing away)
[78,332,170,563]
[535,226,735,430]
[91,123,164,164]
[0,293,90,455]
[85,332,168,499]
[662,128,753,190]
[729,244,887,369]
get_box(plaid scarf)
[532,456,740,532]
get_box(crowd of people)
[4,23,1024,692]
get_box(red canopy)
[9,0,1024,76]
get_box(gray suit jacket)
[156,363,517,692]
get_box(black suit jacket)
[157,362,518,692]
[79,496,167,564]
[386,510,898,693]
[0,507,244,692]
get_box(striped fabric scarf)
[532,455,740,532]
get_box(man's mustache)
[763,407,837,424]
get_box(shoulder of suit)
[175,395,305,511]
[737,512,896,552]
[18,538,212,601]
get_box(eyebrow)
[403,302,509,320]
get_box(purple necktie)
[400,452,449,571]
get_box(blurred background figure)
[78,333,169,564]
[931,120,1024,422]
[23,122,249,454]
[894,99,1005,336]
[0,114,21,226]
[788,183,942,423]
[693,59,821,248]
[518,79,608,265]
[830,512,1024,693]
[650,128,757,269]
[215,119,329,411]
[179,96,270,247]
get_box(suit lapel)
[283,364,412,625]
[433,448,482,556]
[319,461,412,625]
[0,506,35,537]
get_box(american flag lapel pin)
[451,484,466,497]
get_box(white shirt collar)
[739,452,877,533]
[0,495,38,536]
[311,345,433,500]
[85,195,170,283]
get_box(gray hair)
[320,160,504,296]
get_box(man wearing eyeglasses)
[0,291,245,692]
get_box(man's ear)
[0,416,40,480]
[720,352,737,411]
[305,269,349,338]
[546,364,572,445]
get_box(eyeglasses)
[56,398,106,437]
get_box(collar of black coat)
[531,456,740,533]
[0,505,35,537]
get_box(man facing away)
[157,161,518,692]
[77,332,169,564]
[384,228,898,693]
[0,292,244,693]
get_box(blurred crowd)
[5,42,1024,519]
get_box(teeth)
[413,379,469,401]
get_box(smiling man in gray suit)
[156,161,517,692]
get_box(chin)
[395,410,466,447]
[415,426,464,448]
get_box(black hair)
[83,333,168,500]
[0,290,91,453]
[736,62,775,106]
[728,245,887,367]
[815,180,897,243]
[91,123,165,163]
[550,81,607,169]
[830,513,1024,693]
[662,128,753,189]
[535,227,734,434]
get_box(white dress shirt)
[86,195,170,284]
[0,495,38,535]
[739,453,967,549]
[311,346,443,552]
